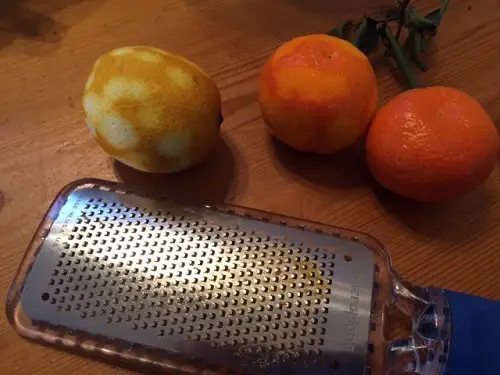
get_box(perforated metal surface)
[21,187,374,374]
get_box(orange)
[83,46,222,173]
[366,86,499,202]
[258,34,378,154]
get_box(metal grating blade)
[20,186,374,374]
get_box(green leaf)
[328,20,352,39]
[420,35,427,52]
[356,18,379,55]
[411,33,428,71]
[324,0,451,90]
[440,0,451,15]
[425,0,451,27]
[410,8,437,28]
[403,28,428,72]
[404,6,413,25]
[426,8,442,25]
[327,27,341,38]
[414,32,425,53]
[381,24,418,89]
[352,20,367,47]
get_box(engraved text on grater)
[344,274,361,353]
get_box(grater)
[7,179,500,375]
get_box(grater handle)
[444,290,500,375]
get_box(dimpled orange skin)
[366,86,500,202]
[83,46,222,173]
[258,34,378,154]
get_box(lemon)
[83,46,222,173]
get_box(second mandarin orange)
[258,34,378,154]
[366,86,499,202]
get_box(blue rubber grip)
[444,290,500,375]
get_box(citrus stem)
[384,26,418,89]
[352,20,367,48]
[395,0,412,41]
[440,0,451,16]
[410,31,428,71]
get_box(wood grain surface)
[1,0,499,373]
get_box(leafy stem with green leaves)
[328,0,451,89]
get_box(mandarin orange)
[258,34,378,154]
[366,86,499,202]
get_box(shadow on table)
[0,0,104,52]
[113,136,240,205]
[268,135,370,189]
[373,182,494,243]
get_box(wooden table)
[1,0,499,373]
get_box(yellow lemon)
[83,46,222,173]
